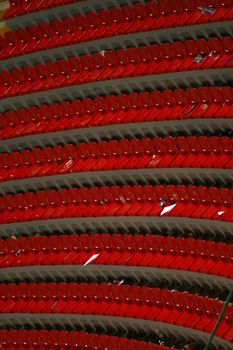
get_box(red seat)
[155,90,172,120]
[218,188,233,221]
[148,44,163,73]
[3,31,22,57]
[219,36,233,67]
[1,194,17,223]
[218,87,233,117]
[45,61,60,89]
[63,143,78,171]
[201,87,222,117]
[182,39,201,71]
[60,188,77,217]
[27,25,44,52]
[65,56,81,84]
[51,145,66,174]
[103,185,122,216]
[79,54,95,82]
[119,139,137,168]
[50,19,67,47]
[141,91,159,121]
[0,70,12,97]
[74,142,88,171]
[110,5,128,35]
[96,186,111,216]
[72,14,90,42]
[38,21,55,49]
[22,192,37,221]
[195,38,215,69]
[89,11,108,40]
[30,148,45,176]
[17,149,33,178]
[96,140,112,169]
[127,47,142,76]
[82,97,98,127]
[17,28,33,54]
[0,152,13,180]
[102,94,119,123]
[222,137,233,168]
[113,93,131,123]
[160,43,176,73]
[78,187,94,217]
[62,15,76,42]
[11,67,26,95]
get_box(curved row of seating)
[1,86,232,140]
[2,1,233,59]
[0,329,174,350]
[0,282,232,341]
[1,136,232,182]
[0,184,232,224]
[4,0,233,22]
[1,36,233,99]
[1,233,232,278]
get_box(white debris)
[118,279,125,285]
[64,159,73,169]
[197,6,216,15]
[15,250,21,256]
[193,55,203,63]
[160,203,177,216]
[83,253,100,266]
[119,196,126,203]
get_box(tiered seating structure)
[0,1,232,349]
